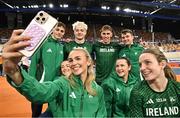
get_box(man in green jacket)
[118,29,144,81]
[93,25,119,85]
[29,22,66,117]
[64,21,93,59]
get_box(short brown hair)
[56,21,66,29]
[120,29,134,36]
[100,25,113,33]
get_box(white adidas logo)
[60,51,63,54]
[146,98,154,104]
[47,48,52,53]
[116,88,121,92]
[69,92,76,98]
[89,95,93,98]
[170,97,176,102]
[122,54,126,57]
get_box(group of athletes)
[2,20,179,117]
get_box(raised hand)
[2,29,30,85]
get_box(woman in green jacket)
[39,60,72,117]
[60,60,72,78]
[101,57,139,117]
[2,29,107,117]
[129,48,180,117]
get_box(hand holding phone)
[19,11,58,57]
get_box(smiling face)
[139,53,164,81]
[68,49,90,76]
[52,26,65,40]
[100,30,113,44]
[121,32,134,45]
[61,60,72,78]
[115,58,131,79]
[74,25,87,41]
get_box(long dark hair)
[116,57,131,67]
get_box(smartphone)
[19,11,58,57]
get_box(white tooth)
[73,66,79,70]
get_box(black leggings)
[31,103,43,117]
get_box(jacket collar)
[48,35,59,43]
[110,71,137,85]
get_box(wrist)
[7,65,23,85]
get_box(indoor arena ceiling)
[0,0,180,20]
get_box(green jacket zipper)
[80,92,84,117]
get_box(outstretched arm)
[2,29,30,85]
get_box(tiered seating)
[0,29,13,44]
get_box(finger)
[14,35,31,43]
[2,52,23,59]
[5,29,24,45]
[11,29,24,36]
[10,35,31,44]
[3,41,30,53]
[8,30,31,44]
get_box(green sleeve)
[95,85,107,117]
[10,68,66,104]
[101,81,113,117]
[129,86,144,117]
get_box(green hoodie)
[118,43,144,79]
[101,72,138,117]
[8,68,107,117]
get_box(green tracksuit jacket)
[118,43,144,79]
[93,41,119,84]
[29,35,64,82]
[8,69,107,117]
[63,41,93,59]
[101,72,138,117]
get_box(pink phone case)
[19,11,58,57]
[24,24,46,51]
